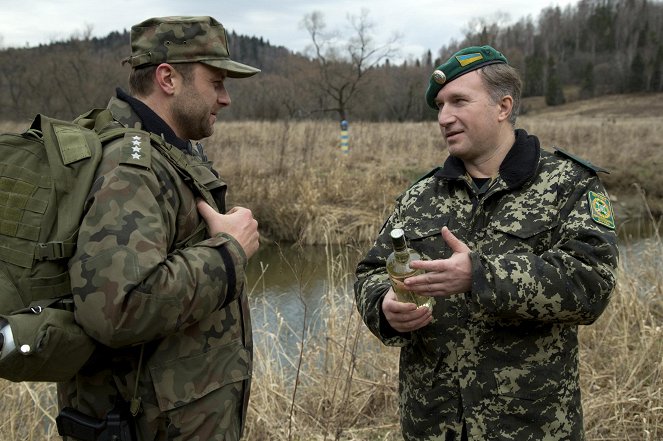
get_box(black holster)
[56,400,136,441]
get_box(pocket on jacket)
[149,339,250,411]
[489,210,559,255]
[405,215,451,259]
[406,215,450,240]
[493,364,559,401]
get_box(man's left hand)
[404,226,472,296]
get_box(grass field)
[1,93,662,439]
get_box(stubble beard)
[172,91,215,141]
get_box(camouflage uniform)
[59,94,252,441]
[354,129,619,440]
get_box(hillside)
[2,0,662,123]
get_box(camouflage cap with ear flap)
[123,16,260,78]
[425,45,507,109]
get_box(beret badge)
[432,69,447,85]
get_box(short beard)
[171,90,214,141]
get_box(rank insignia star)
[122,132,150,166]
[131,136,142,158]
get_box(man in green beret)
[355,45,619,440]
[58,16,260,440]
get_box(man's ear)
[154,63,179,96]
[497,95,514,122]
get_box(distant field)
[207,92,663,243]
[522,92,663,119]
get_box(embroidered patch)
[456,52,484,67]
[588,191,615,229]
[120,132,151,169]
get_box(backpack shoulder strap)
[147,135,220,207]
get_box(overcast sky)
[0,0,578,60]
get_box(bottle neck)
[391,235,406,250]
[394,247,410,262]
[392,233,409,257]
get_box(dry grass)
[207,119,443,244]
[581,235,663,439]
[204,93,663,243]
[243,243,402,441]
[1,94,662,439]
[1,236,661,440]
[2,93,662,243]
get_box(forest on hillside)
[1,0,662,122]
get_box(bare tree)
[301,9,399,121]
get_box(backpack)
[0,110,217,382]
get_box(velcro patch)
[588,191,615,229]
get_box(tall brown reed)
[206,120,444,244]
[0,234,661,440]
[244,241,401,441]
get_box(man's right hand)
[381,289,432,333]
[196,200,260,259]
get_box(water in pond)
[246,243,360,372]
[247,219,661,355]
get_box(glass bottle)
[386,228,433,312]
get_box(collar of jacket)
[113,88,191,154]
[435,128,541,190]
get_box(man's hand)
[405,226,472,296]
[381,289,432,332]
[196,200,260,259]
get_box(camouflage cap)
[124,16,260,78]
[425,45,507,109]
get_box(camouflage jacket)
[59,95,252,440]
[354,129,618,441]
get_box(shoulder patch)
[119,132,151,169]
[588,191,616,229]
[554,147,609,174]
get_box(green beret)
[425,45,507,109]
[124,16,260,78]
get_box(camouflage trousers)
[139,380,244,441]
[61,379,245,441]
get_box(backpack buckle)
[35,241,73,261]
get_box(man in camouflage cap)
[355,45,618,440]
[58,16,260,440]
